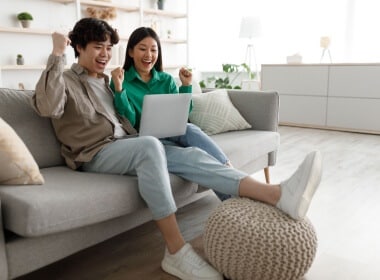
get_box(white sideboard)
[261,63,380,134]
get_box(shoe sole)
[161,260,189,280]
[297,151,322,219]
[161,260,223,280]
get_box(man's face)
[77,36,112,77]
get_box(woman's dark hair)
[123,27,163,72]
[68,17,119,58]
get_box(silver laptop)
[139,94,192,138]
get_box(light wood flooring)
[17,126,380,280]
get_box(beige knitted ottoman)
[203,198,317,280]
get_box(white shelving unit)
[0,0,189,89]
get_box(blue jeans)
[82,136,246,220]
[166,123,232,201]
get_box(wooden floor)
[17,126,380,280]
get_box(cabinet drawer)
[327,97,380,132]
[329,66,380,98]
[279,95,327,126]
[261,65,328,96]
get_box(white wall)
[189,0,380,71]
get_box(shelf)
[161,38,187,44]
[0,27,186,44]
[0,26,52,35]
[1,64,182,71]
[144,9,187,19]
[1,65,71,70]
[50,0,185,18]
[50,0,139,13]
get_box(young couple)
[32,18,322,280]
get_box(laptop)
[139,94,192,138]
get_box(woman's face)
[129,36,158,77]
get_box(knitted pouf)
[203,198,317,280]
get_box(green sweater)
[112,66,192,129]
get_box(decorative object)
[166,29,172,39]
[204,198,318,280]
[199,63,253,89]
[157,0,165,10]
[17,12,33,28]
[286,52,303,64]
[320,36,332,63]
[0,118,44,185]
[16,54,24,65]
[86,6,117,22]
[239,16,262,81]
[188,89,251,135]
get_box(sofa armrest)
[0,200,9,280]
[226,90,279,132]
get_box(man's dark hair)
[68,17,119,58]
[123,27,163,72]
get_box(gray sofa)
[0,87,279,280]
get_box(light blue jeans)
[166,123,229,164]
[82,136,246,220]
[166,123,232,201]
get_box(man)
[32,18,322,280]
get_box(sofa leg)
[264,167,270,184]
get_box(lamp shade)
[239,16,262,39]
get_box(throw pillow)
[189,89,251,135]
[0,118,44,185]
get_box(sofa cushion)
[0,118,44,185]
[0,166,197,237]
[211,130,280,170]
[189,89,251,135]
[0,88,64,168]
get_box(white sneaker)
[277,150,322,220]
[161,243,223,280]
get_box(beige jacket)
[32,55,137,170]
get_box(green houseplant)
[199,63,254,89]
[17,12,33,28]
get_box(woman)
[111,26,231,200]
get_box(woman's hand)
[111,67,125,92]
[179,67,192,86]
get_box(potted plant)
[199,63,254,89]
[17,12,33,28]
[16,54,24,65]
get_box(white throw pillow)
[189,89,251,135]
[0,118,44,185]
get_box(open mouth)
[142,59,152,67]
[96,59,107,68]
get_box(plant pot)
[20,20,31,28]
[157,0,164,10]
[17,56,24,65]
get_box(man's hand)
[111,67,125,92]
[179,67,192,86]
[52,32,71,56]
